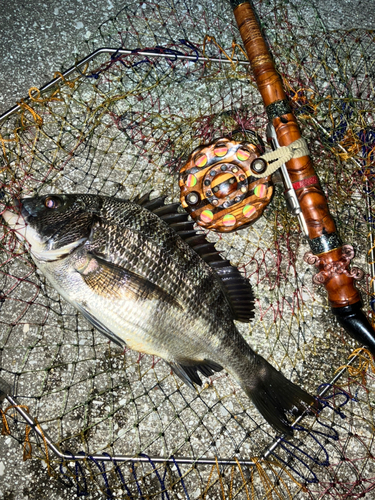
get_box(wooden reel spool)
[179,137,273,232]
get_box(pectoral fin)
[72,300,125,348]
[75,252,181,308]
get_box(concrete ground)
[0,1,375,499]
[0,0,374,117]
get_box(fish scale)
[94,212,223,320]
[2,193,319,435]
[87,222,226,346]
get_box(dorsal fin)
[134,192,255,322]
[209,261,255,322]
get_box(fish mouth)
[3,198,87,262]
[2,196,34,227]
[2,197,42,245]
[2,202,27,238]
[6,196,75,243]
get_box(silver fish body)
[3,193,317,434]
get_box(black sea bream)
[3,193,317,434]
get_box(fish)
[2,192,318,435]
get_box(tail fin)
[242,357,319,436]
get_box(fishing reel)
[179,134,273,232]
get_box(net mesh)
[1,0,375,498]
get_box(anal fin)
[169,360,223,390]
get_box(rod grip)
[333,303,375,357]
[231,0,375,346]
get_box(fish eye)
[44,196,60,209]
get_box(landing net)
[0,0,375,498]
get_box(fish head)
[2,194,100,262]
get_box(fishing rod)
[228,0,375,353]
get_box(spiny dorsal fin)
[210,262,255,322]
[134,193,255,322]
